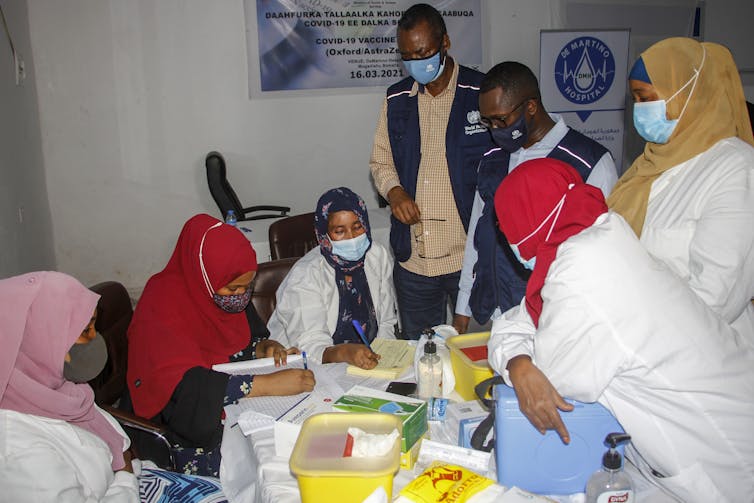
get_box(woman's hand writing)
[247,369,315,397]
[323,343,381,369]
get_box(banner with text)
[248,0,482,93]
[539,30,630,171]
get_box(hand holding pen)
[350,320,381,369]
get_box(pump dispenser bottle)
[585,433,634,503]
[417,330,442,399]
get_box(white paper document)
[212,354,304,375]
[224,359,346,427]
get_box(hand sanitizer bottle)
[586,433,634,503]
[417,331,442,400]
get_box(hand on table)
[452,314,471,335]
[256,339,299,366]
[323,343,381,369]
[387,186,420,225]
[507,355,573,444]
[248,368,315,397]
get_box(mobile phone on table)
[386,381,417,397]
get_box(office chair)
[205,151,291,222]
[88,281,175,470]
[249,257,300,324]
[268,212,318,260]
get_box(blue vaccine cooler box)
[494,383,624,495]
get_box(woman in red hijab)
[487,158,754,500]
[127,214,314,476]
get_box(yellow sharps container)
[289,412,402,503]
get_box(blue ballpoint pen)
[302,351,308,370]
[351,319,373,351]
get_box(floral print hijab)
[314,187,378,345]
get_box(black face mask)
[489,111,528,153]
[63,332,108,383]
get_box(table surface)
[238,207,393,263]
[219,361,472,503]
[218,361,584,503]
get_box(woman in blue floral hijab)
[314,188,380,367]
[268,187,398,368]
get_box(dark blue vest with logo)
[468,128,610,323]
[386,65,493,262]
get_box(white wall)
[0,0,55,277]
[24,0,753,297]
[26,0,565,296]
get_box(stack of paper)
[346,338,415,379]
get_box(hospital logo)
[554,36,615,104]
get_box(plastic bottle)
[585,433,634,503]
[417,330,442,399]
[225,210,237,226]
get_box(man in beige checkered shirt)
[369,4,493,339]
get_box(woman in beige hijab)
[608,37,754,346]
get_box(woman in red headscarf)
[127,214,314,476]
[488,158,754,501]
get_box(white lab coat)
[0,407,138,502]
[641,137,754,346]
[488,212,754,502]
[268,242,397,362]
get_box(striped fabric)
[139,468,227,503]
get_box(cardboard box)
[399,434,423,470]
[333,389,427,454]
[446,400,488,447]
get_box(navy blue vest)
[386,65,493,262]
[468,128,610,323]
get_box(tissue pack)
[494,383,624,494]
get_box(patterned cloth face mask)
[213,289,251,313]
[199,221,252,313]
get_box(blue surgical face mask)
[509,244,536,271]
[330,233,370,261]
[402,49,445,85]
[633,100,679,144]
[632,49,704,144]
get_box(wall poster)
[246,0,482,95]
[540,30,631,172]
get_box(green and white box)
[333,385,428,453]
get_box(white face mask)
[330,233,370,261]
[633,46,705,144]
